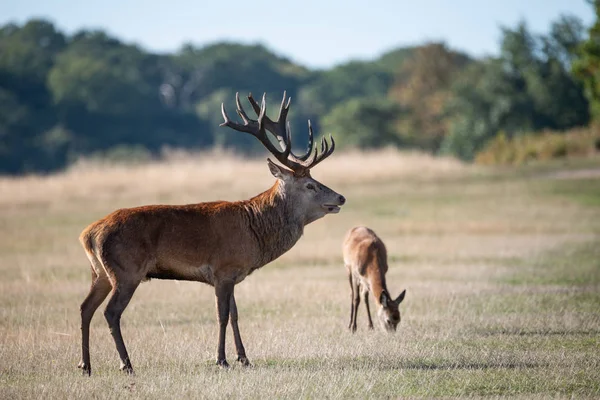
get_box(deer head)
[221,92,345,225]
[378,289,406,332]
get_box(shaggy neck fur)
[243,180,305,266]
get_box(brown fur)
[78,163,345,375]
[343,226,406,333]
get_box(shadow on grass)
[398,361,540,371]
[256,357,542,371]
[477,328,600,336]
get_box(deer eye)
[306,183,316,191]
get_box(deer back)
[343,226,389,286]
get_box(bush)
[475,126,600,165]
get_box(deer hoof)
[78,361,91,376]
[237,356,251,367]
[217,359,230,368]
[120,363,135,375]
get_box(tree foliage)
[321,98,403,149]
[573,1,600,120]
[0,20,66,172]
[389,42,471,151]
[298,61,394,116]
[0,14,593,173]
[442,18,589,160]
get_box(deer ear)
[267,159,293,180]
[395,289,406,305]
[379,292,389,307]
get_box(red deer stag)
[77,91,345,375]
[343,226,406,332]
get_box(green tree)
[321,98,403,149]
[443,18,588,160]
[297,61,393,117]
[48,31,159,115]
[0,20,66,173]
[47,30,212,155]
[573,1,600,120]
[389,42,471,151]
[168,42,310,108]
[441,60,524,160]
[376,46,417,73]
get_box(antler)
[246,92,315,162]
[220,91,335,172]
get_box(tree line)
[1,4,598,174]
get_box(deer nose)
[338,195,346,205]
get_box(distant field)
[1,149,599,399]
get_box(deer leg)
[350,277,361,333]
[363,289,374,330]
[104,281,140,374]
[229,292,250,366]
[78,270,112,376]
[215,281,234,367]
[347,271,355,331]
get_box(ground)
[0,149,598,398]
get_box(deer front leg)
[215,281,234,367]
[229,292,250,366]
[104,280,140,375]
[363,288,374,330]
[347,271,356,331]
[350,276,361,333]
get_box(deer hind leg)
[349,272,361,333]
[229,291,250,366]
[103,268,141,375]
[362,288,374,330]
[79,264,112,376]
[215,281,234,367]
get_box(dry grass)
[0,150,599,399]
[0,148,463,207]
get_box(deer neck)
[244,181,304,265]
[367,252,389,306]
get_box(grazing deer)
[343,226,406,333]
[77,92,345,375]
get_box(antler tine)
[247,92,261,116]
[250,90,291,124]
[235,92,250,124]
[248,91,291,147]
[300,134,336,170]
[256,93,283,155]
[290,120,314,161]
[258,93,267,127]
[283,118,292,157]
[287,120,318,167]
[275,123,288,150]
[220,102,255,134]
[278,91,291,123]
[219,103,230,127]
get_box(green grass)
[0,152,599,398]
[545,177,600,207]
[502,242,600,286]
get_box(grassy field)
[0,149,599,399]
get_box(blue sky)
[1,0,594,69]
